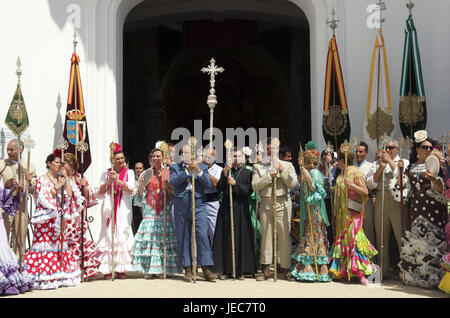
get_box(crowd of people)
[0,129,448,296]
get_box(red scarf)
[106,166,128,228]
[145,167,170,216]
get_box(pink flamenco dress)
[329,166,378,283]
[64,174,100,280]
[24,176,81,289]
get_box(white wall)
[0,0,449,241]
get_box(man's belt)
[205,192,219,202]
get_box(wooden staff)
[109,142,116,281]
[16,138,24,273]
[59,176,65,269]
[57,139,68,270]
[339,139,351,280]
[377,133,390,282]
[77,140,89,282]
[299,143,320,281]
[160,142,169,280]
[23,136,34,253]
[271,137,280,282]
[224,140,236,280]
[189,137,197,283]
[398,137,406,236]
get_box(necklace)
[47,172,60,196]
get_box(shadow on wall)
[47,0,107,66]
[53,93,64,149]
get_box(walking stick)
[271,138,280,282]
[57,138,69,270]
[60,182,65,269]
[398,137,406,236]
[109,142,116,281]
[161,142,169,280]
[77,140,89,282]
[340,140,351,280]
[22,135,35,265]
[378,134,390,282]
[16,139,24,273]
[224,140,236,280]
[299,143,320,281]
[189,137,197,283]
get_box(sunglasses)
[420,145,433,151]
[386,146,397,150]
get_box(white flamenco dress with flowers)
[24,176,82,289]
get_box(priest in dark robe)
[212,148,256,280]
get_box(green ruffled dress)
[290,169,332,282]
[131,188,182,275]
[245,165,261,268]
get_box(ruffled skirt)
[24,222,81,290]
[96,223,134,274]
[0,245,34,296]
[131,206,181,274]
[329,214,378,280]
[398,216,446,288]
[65,217,100,279]
[290,207,331,282]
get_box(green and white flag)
[399,14,427,139]
[5,83,29,137]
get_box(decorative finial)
[378,133,391,150]
[16,56,22,85]
[73,28,78,54]
[201,58,225,110]
[326,141,334,154]
[340,139,351,154]
[376,0,387,30]
[78,140,89,165]
[23,134,35,151]
[327,7,341,35]
[350,136,360,150]
[406,0,415,16]
[57,138,69,159]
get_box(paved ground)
[8,272,449,298]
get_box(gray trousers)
[259,196,292,269]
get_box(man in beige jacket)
[252,142,297,281]
[0,139,36,256]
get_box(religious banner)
[364,30,394,152]
[322,35,350,151]
[62,52,92,173]
[399,14,427,140]
[5,67,29,137]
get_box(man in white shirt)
[355,142,376,246]
[366,139,410,279]
[202,148,223,245]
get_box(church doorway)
[123,2,310,166]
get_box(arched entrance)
[122,1,310,165]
